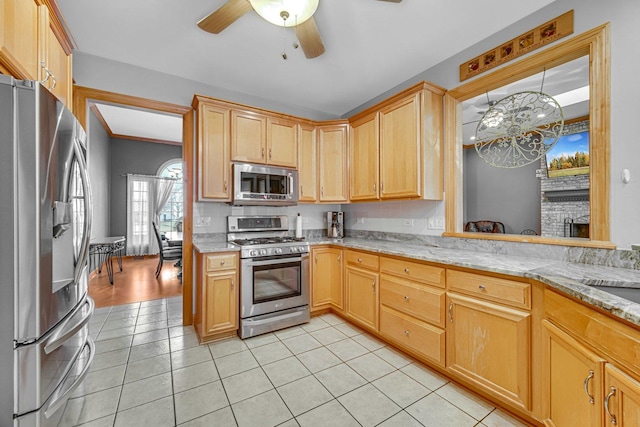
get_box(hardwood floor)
[89,256,182,308]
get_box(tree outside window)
[157,159,183,233]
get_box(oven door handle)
[247,255,307,267]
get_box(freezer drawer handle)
[44,337,95,418]
[44,296,94,354]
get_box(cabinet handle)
[478,285,486,291]
[261,147,265,158]
[404,295,410,302]
[337,255,341,263]
[381,182,384,193]
[39,62,57,90]
[404,268,410,274]
[373,183,376,193]
[583,370,595,404]
[314,255,318,263]
[371,281,375,293]
[269,148,272,159]
[224,180,228,192]
[448,302,453,323]
[301,185,304,196]
[604,386,617,425]
[404,330,410,336]
[50,73,57,90]
[321,186,324,197]
[231,279,234,290]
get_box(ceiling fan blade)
[295,17,325,59]
[197,0,252,34]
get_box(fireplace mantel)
[544,189,590,202]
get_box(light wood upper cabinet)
[541,320,605,427]
[318,123,349,203]
[194,98,231,201]
[0,0,39,79]
[231,110,266,164]
[267,117,297,168]
[298,124,317,203]
[39,5,72,108]
[446,292,531,411]
[349,112,379,201]
[195,252,239,342]
[310,246,343,312]
[604,364,640,427]
[349,82,444,202]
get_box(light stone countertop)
[193,241,240,254]
[309,237,640,327]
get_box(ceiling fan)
[197,0,403,59]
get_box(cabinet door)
[379,92,421,199]
[298,124,317,202]
[447,293,531,411]
[345,267,378,331]
[203,271,238,335]
[542,320,605,427]
[267,117,297,168]
[311,247,343,312]
[0,0,38,79]
[39,6,72,108]
[604,364,640,427]
[231,110,266,163]
[349,113,379,201]
[197,104,230,200]
[318,124,348,203]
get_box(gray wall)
[72,0,640,248]
[87,109,111,238]
[463,148,540,235]
[109,139,182,237]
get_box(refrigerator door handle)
[73,136,93,285]
[44,296,94,354]
[44,337,95,418]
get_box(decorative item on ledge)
[459,10,574,81]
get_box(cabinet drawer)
[447,270,530,309]
[346,250,379,271]
[206,253,237,272]
[380,306,445,367]
[380,275,444,327]
[380,257,445,288]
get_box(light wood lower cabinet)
[541,320,605,427]
[604,364,640,426]
[345,266,379,332]
[310,247,343,313]
[195,252,239,342]
[446,292,531,411]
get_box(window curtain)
[126,175,175,256]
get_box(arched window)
[157,159,183,233]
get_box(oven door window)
[253,261,301,304]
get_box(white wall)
[87,110,111,238]
[73,0,640,248]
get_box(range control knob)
[291,247,298,253]
[260,249,267,256]
[249,250,257,257]
[275,248,283,254]
[298,246,306,253]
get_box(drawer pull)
[478,285,486,290]
[583,370,595,404]
[404,295,410,302]
[404,268,410,273]
[357,258,362,263]
[404,330,410,336]
[605,386,617,425]
[220,260,225,265]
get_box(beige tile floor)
[61,296,531,427]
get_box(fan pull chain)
[540,67,547,93]
[281,10,289,60]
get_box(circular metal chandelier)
[474,91,564,168]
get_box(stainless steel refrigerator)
[0,76,95,426]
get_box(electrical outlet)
[428,217,445,230]
[403,219,413,227]
[195,216,211,227]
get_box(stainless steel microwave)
[232,163,298,206]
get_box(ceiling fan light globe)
[249,0,319,27]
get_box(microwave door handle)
[288,173,294,196]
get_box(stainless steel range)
[228,215,310,339]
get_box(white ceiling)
[92,103,183,143]
[58,0,557,119]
